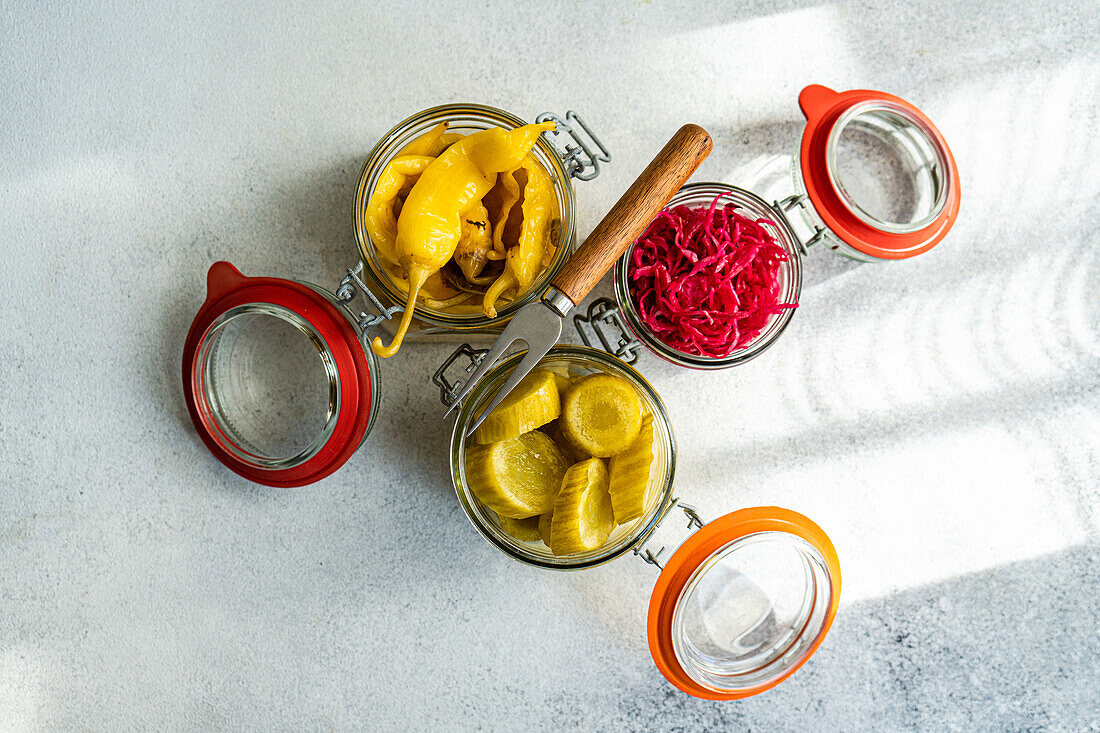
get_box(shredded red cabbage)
[627,193,797,359]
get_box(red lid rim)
[181,262,375,488]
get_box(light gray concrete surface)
[2,1,1099,730]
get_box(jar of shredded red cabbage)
[615,185,802,368]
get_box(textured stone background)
[2,1,1098,730]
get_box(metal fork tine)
[465,345,545,436]
[441,319,522,416]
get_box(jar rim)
[824,100,950,235]
[449,345,677,570]
[353,103,577,330]
[195,302,342,470]
[614,183,803,370]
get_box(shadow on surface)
[255,154,368,287]
[551,542,1100,730]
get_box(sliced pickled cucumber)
[498,514,542,542]
[474,368,561,445]
[608,414,655,524]
[560,374,643,458]
[543,418,590,464]
[552,372,572,396]
[548,458,615,555]
[465,431,568,518]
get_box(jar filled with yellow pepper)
[354,104,609,353]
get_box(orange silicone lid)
[798,84,961,259]
[647,506,841,700]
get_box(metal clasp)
[572,298,642,364]
[633,499,705,570]
[536,111,611,182]
[433,344,490,408]
[773,194,827,255]
[334,262,400,346]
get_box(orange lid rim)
[647,506,841,700]
[797,84,961,260]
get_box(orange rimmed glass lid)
[647,507,840,700]
[798,84,961,259]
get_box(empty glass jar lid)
[648,507,841,700]
[798,84,961,259]
[182,262,378,487]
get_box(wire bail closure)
[633,499,705,570]
[434,344,490,408]
[536,111,611,182]
[335,261,401,349]
[573,298,643,364]
[772,194,827,255]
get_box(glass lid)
[828,102,948,234]
[647,507,840,700]
[182,262,377,487]
[798,84,961,259]
[199,303,340,466]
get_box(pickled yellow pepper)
[363,155,433,263]
[491,169,521,257]
[364,123,456,261]
[371,121,555,357]
[482,156,556,318]
[397,121,448,156]
[454,202,494,283]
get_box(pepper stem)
[372,264,430,358]
[481,270,515,320]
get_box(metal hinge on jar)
[633,499,705,570]
[433,344,490,408]
[334,261,400,347]
[572,298,643,364]
[772,194,828,254]
[536,111,611,182]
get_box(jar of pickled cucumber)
[607,85,960,370]
[436,343,841,700]
[354,104,610,344]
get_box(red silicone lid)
[798,84,961,259]
[181,261,374,487]
[648,506,841,700]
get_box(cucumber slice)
[473,369,561,445]
[498,514,542,542]
[608,414,655,524]
[548,458,615,555]
[541,418,590,464]
[465,431,569,518]
[552,372,572,396]
[560,374,643,458]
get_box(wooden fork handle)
[550,123,712,305]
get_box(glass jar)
[354,104,609,342]
[437,343,841,700]
[181,105,608,487]
[608,85,960,369]
[450,345,677,569]
[613,184,803,370]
